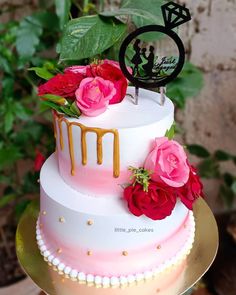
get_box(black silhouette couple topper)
[131,39,155,78]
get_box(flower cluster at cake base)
[124,137,203,220]
[38,60,128,118]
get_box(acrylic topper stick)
[119,1,191,105]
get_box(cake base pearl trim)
[36,212,195,288]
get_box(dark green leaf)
[187,144,210,158]
[223,173,234,186]
[167,62,204,109]
[22,171,39,194]
[214,150,232,161]
[4,109,14,133]
[0,146,22,169]
[219,184,235,208]
[16,16,43,59]
[40,100,62,113]
[2,76,14,99]
[28,67,54,80]
[55,0,71,30]
[32,11,59,30]
[198,158,220,179]
[59,15,126,61]
[60,105,80,118]
[165,123,175,140]
[0,194,16,208]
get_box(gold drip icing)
[53,112,120,178]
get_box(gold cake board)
[16,198,218,295]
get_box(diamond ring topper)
[119,2,191,90]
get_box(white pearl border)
[36,212,195,288]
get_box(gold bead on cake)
[59,217,65,223]
[122,251,128,256]
[87,220,94,226]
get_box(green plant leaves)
[59,15,126,61]
[165,123,175,140]
[55,0,71,30]
[187,144,210,158]
[214,150,233,161]
[16,16,43,59]
[167,62,204,109]
[28,67,54,80]
[198,158,220,179]
[0,146,22,170]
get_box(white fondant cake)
[37,87,195,287]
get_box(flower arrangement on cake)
[124,137,203,221]
[38,59,128,118]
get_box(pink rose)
[176,164,203,209]
[64,65,90,76]
[75,77,116,117]
[90,61,128,104]
[144,137,190,188]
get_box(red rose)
[34,150,46,172]
[38,72,84,99]
[124,182,176,220]
[176,165,203,210]
[90,62,128,104]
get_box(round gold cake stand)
[16,198,218,295]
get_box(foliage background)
[0,0,235,227]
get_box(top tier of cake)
[53,87,174,198]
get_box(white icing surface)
[40,154,189,251]
[66,87,174,129]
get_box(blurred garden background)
[0,0,235,294]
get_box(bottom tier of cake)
[37,154,195,287]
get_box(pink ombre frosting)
[38,154,194,279]
[39,212,192,277]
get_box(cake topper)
[119,1,191,105]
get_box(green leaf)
[219,184,235,208]
[214,150,232,161]
[70,101,81,117]
[0,146,22,169]
[120,0,165,41]
[32,11,59,30]
[0,56,13,75]
[167,62,204,109]
[55,0,71,30]
[28,67,54,80]
[100,8,159,23]
[16,16,43,59]
[198,158,220,179]
[59,15,126,61]
[2,76,14,99]
[223,173,234,186]
[4,108,14,133]
[40,94,68,105]
[13,102,33,120]
[40,100,62,113]
[165,123,175,140]
[187,144,210,158]
[0,194,16,208]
